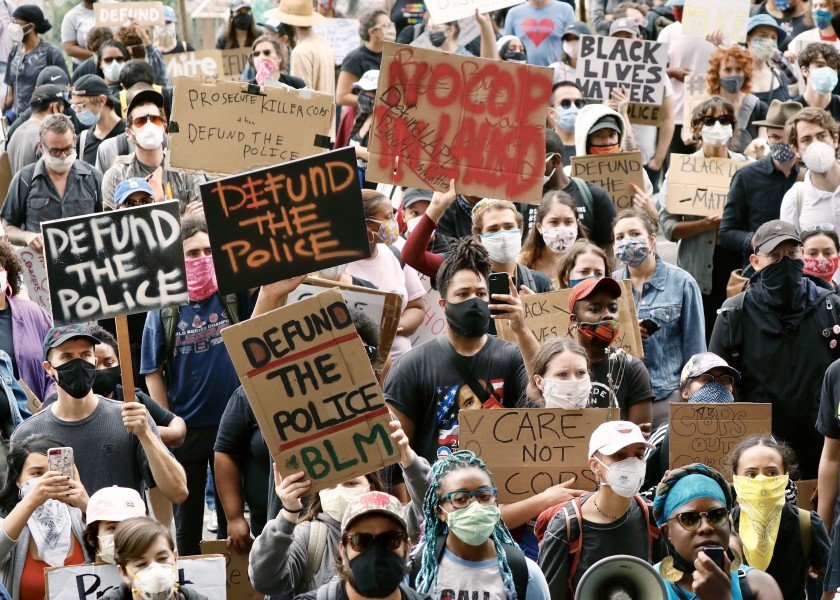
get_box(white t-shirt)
[632,76,674,165]
[436,549,506,600]
[657,21,715,125]
[61,3,95,65]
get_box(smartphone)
[47,447,74,480]
[704,546,725,569]
[488,272,510,316]
[640,318,661,335]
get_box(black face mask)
[445,298,490,338]
[53,358,97,399]
[348,543,406,598]
[428,31,446,47]
[93,366,120,397]
[503,51,527,62]
[758,255,805,312]
[232,13,252,30]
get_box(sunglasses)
[696,114,735,127]
[252,49,274,57]
[101,56,125,65]
[802,223,836,233]
[131,114,165,128]
[669,507,729,531]
[342,530,406,553]
[556,99,585,110]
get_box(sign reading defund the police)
[42,201,188,326]
[221,289,399,493]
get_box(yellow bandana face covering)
[732,474,788,571]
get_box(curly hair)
[726,436,800,480]
[798,41,840,71]
[359,10,387,42]
[785,106,840,146]
[690,96,737,145]
[706,45,754,95]
[520,191,585,270]
[554,240,608,289]
[436,237,492,300]
[470,200,523,236]
[526,336,590,404]
[0,241,23,296]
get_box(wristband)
[282,505,303,513]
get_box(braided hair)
[416,450,519,600]
[436,237,492,301]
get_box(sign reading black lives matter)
[42,201,188,326]
[200,148,370,295]
[576,35,669,105]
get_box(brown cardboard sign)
[460,408,619,502]
[496,281,643,358]
[669,403,772,479]
[627,103,664,126]
[168,77,333,175]
[681,74,708,144]
[794,479,817,511]
[94,2,165,26]
[19,379,41,414]
[367,42,552,204]
[200,541,262,600]
[221,48,252,80]
[221,289,399,493]
[166,50,224,79]
[666,153,748,217]
[570,151,645,211]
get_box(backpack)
[160,294,240,372]
[409,534,529,600]
[315,580,428,600]
[571,177,594,224]
[294,519,330,595]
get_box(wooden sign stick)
[115,315,135,404]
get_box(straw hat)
[263,0,325,27]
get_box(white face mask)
[102,60,125,83]
[44,151,76,173]
[541,225,578,253]
[133,122,165,150]
[129,562,177,600]
[596,456,646,498]
[541,376,592,408]
[480,229,522,264]
[8,23,24,45]
[801,140,837,174]
[563,39,579,59]
[98,534,115,564]
[406,214,423,234]
[701,123,733,147]
[318,485,369,522]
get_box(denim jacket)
[613,257,707,399]
[0,350,30,438]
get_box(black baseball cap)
[36,66,69,87]
[126,88,164,121]
[562,21,591,40]
[29,84,65,109]
[73,74,110,98]
[42,324,101,360]
[752,220,802,253]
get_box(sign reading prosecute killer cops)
[221,289,400,493]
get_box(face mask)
[589,144,620,155]
[701,123,733,147]
[357,93,375,113]
[813,8,833,29]
[802,140,837,173]
[758,255,805,310]
[155,23,177,49]
[19,478,72,567]
[373,218,399,245]
[232,13,252,30]
[542,225,577,253]
[596,456,646,498]
[503,51,526,63]
[8,23,24,45]
[615,236,650,267]
[347,540,406,598]
[687,381,734,403]
[428,30,446,47]
[44,151,76,173]
[320,263,347,280]
[576,319,619,348]
[719,75,745,94]
[318,486,368,522]
[568,275,597,288]
[77,108,100,127]
[255,56,279,86]
[555,106,579,132]
[406,215,423,235]
[93,365,121,397]
[562,40,579,59]
[804,256,840,281]
[480,229,521,264]
[811,66,838,95]
[52,358,97,399]
[749,37,777,61]
[775,0,790,11]
[541,377,592,409]
[732,474,788,572]
[98,534,116,564]
[185,255,218,301]
[445,297,491,338]
[442,502,500,546]
[129,562,178,600]
[769,142,796,163]
[133,122,165,150]
[102,60,125,83]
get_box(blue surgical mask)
[813,8,832,29]
[555,106,579,132]
[687,381,734,404]
[568,275,597,288]
[811,66,838,95]
[77,108,100,127]
[775,0,790,10]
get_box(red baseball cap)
[568,277,622,313]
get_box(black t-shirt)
[340,45,382,78]
[589,347,654,421]
[0,305,16,379]
[792,94,840,123]
[750,2,809,51]
[816,359,840,518]
[390,0,425,36]
[43,386,175,427]
[384,335,529,466]
[561,143,576,168]
[81,119,126,166]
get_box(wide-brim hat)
[263,0,324,27]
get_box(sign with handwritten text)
[460,408,618,502]
[166,50,224,79]
[683,0,750,44]
[16,246,50,313]
[570,151,645,212]
[200,542,262,600]
[94,1,165,26]
[669,403,772,479]
[199,148,369,294]
[221,289,399,493]
[666,154,748,217]
[168,76,333,175]
[221,48,252,80]
[368,42,552,204]
[41,202,188,326]
[311,18,361,65]
[424,0,524,24]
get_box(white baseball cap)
[588,421,654,458]
[353,70,380,92]
[87,486,147,523]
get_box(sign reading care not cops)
[221,289,400,493]
[41,201,188,326]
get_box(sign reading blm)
[42,201,188,325]
[200,148,370,294]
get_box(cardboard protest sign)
[460,408,618,501]
[495,281,643,358]
[167,50,224,79]
[312,19,361,65]
[221,289,400,492]
[576,35,669,106]
[669,403,772,479]
[627,103,664,127]
[368,42,552,204]
[425,0,524,24]
[168,76,333,175]
[666,153,748,217]
[0,152,12,205]
[200,541,262,600]
[19,379,42,413]
[41,201,188,326]
[94,1,165,26]
[683,0,750,44]
[199,147,368,294]
[794,480,817,511]
[286,276,403,371]
[15,246,50,313]
[45,556,226,600]
[682,74,708,144]
[221,48,252,79]
[570,151,645,211]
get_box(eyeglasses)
[70,101,92,113]
[101,56,125,65]
[696,114,735,127]
[669,507,730,531]
[342,530,406,552]
[131,114,165,128]
[555,99,585,110]
[252,49,274,57]
[43,145,75,158]
[440,486,498,509]
[802,223,836,234]
[689,373,736,389]
[759,246,803,261]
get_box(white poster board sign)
[15,246,50,313]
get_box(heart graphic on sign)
[522,18,555,47]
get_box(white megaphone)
[575,555,667,600]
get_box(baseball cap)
[230,0,250,11]
[87,486,147,523]
[29,84,65,109]
[568,277,622,313]
[747,14,787,46]
[126,88,165,121]
[752,219,801,253]
[589,420,654,458]
[73,74,110,98]
[36,66,70,87]
[680,352,740,386]
[610,17,640,37]
[341,491,407,533]
[562,21,591,40]
[114,178,155,207]
[589,115,622,135]
[42,324,101,360]
[402,187,433,209]
[353,70,379,92]
[163,5,177,22]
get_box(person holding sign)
[248,35,305,88]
